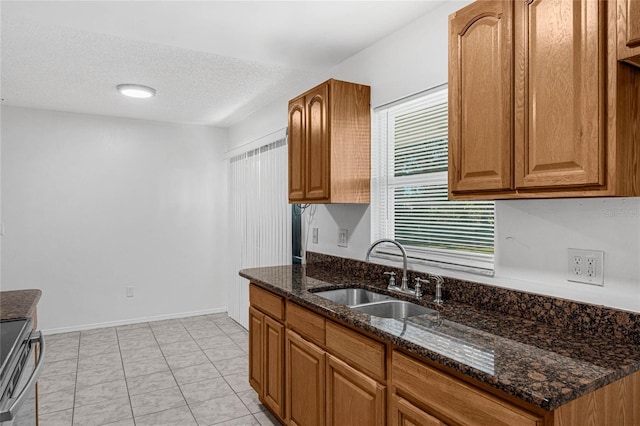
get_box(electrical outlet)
[567,249,604,286]
[312,228,318,244]
[126,286,134,298]
[338,229,348,247]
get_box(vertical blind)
[372,85,495,273]
[228,137,291,327]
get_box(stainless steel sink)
[313,287,436,319]
[353,300,436,319]
[313,288,394,306]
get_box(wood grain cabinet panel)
[390,395,447,426]
[287,79,370,204]
[248,285,286,424]
[392,351,544,426]
[618,0,640,66]
[263,315,285,420]
[305,84,330,201]
[325,321,385,382]
[326,354,385,426]
[286,330,326,426]
[286,301,326,346]
[449,0,514,194]
[248,307,263,395]
[449,0,640,199]
[515,0,604,189]
[288,96,306,202]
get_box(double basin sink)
[313,287,435,319]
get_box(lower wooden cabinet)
[286,330,326,426]
[263,315,285,419]
[390,395,447,426]
[326,354,386,426]
[248,305,285,422]
[248,307,263,393]
[249,283,640,426]
[392,350,544,426]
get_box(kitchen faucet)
[365,239,413,295]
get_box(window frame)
[371,84,495,276]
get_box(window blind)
[372,85,495,274]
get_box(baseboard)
[41,307,228,335]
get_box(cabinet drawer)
[286,302,325,346]
[326,321,385,382]
[392,351,543,426]
[250,284,284,321]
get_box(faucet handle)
[383,271,397,288]
[414,277,428,298]
[431,275,444,305]
[431,275,444,285]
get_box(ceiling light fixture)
[116,84,156,99]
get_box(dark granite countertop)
[240,264,640,411]
[0,289,42,320]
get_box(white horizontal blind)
[228,138,291,327]
[372,86,495,273]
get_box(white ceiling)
[1,1,444,127]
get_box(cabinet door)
[305,83,330,201]
[248,307,263,395]
[390,395,447,426]
[326,354,385,426]
[286,330,325,426]
[263,315,285,420]
[618,0,640,66]
[289,96,306,202]
[515,0,604,189]
[448,0,513,194]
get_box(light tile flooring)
[38,313,282,426]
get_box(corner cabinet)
[288,79,371,204]
[449,0,640,200]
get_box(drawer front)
[286,302,326,346]
[390,394,446,426]
[326,321,385,382]
[250,284,285,321]
[392,351,543,426]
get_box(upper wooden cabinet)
[449,0,640,200]
[618,0,640,66]
[448,0,514,194]
[288,79,371,204]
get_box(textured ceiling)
[1,1,444,127]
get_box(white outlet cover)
[338,229,348,247]
[567,248,604,286]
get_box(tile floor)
[38,313,282,426]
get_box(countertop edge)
[0,289,42,320]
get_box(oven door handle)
[0,331,46,422]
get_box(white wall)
[1,106,229,332]
[228,0,640,313]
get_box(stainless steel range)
[0,318,45,426]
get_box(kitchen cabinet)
[618,0,640,66]
[392,350,545,426]
[285,302,386,426]
[286,330,325,426]
[248,286,285,422]
[390,395,446,426]
[326,354,386,426]
[449,0,640,199]
[287,79,371,204]
[448,0,513,194]
[249,282,640,426]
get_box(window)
[371,85,495,274]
